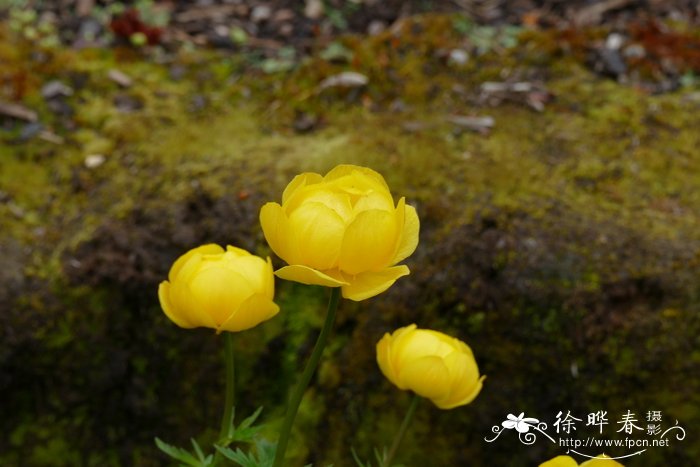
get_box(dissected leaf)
[351,447,371,467]
[154,437,202,467]
[239,406,264,430]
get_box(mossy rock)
[1,15,699,467]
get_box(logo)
[484,410,686,461]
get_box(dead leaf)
[0,101,38,121]
[446,115,495,133]
[318,72,369,90]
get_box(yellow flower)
[539,455,624,467]
[539,456,579,467]
[376,324,484,409]
[260,164,419,301]
[580,455,624,467]
[158,244,279,333]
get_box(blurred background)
[1,1,699,466]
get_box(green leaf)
[226,406,237,440]
[220,406,265,445]
[190,438,213,465]
[191,439,205,461]
[230,26,248,45]
[253,438,276,466]
[259,58,295,74]
[239,406,264,430]
[154,437,202,467]
[278,46,296,60]
[320,42,354,63]
[374,447,387,465]
[216,445,262,467]
[351,447,371,467]
[215,437,275,467]
[231,424,263,443]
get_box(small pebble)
[623,44,645,59]
[19,122,43,141]
[84,154,106,168]
[273,9,295,23]
[113,94,143,113]
[605,32,625,50]
[251,5,272,23]
[304,0,324,19]
[367,20,386,36]
[41,80,74,99]
[169,64,186,81]
[448,49,470,66]
[319,71,369,90]
[108,69,133,88]
[279,23,294,37]
[214,24,229,36]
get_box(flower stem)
[272,287,342,467]
[382,394,420,467]
[214,331,235,465]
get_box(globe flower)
[580,455,624,467]
[539,456,579,467]
[259,164,419,301]
[539,455,624,467]
[376,324,485,409]
[158,244,279,333]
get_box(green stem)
[382,395,420,467]
[272,287,342,467]
[215,331,235,465]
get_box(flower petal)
[260,202,298,264]
[434,351,483,409]
[225,245,252,258]
[539,456,579,467]
[392,199,420,265]
[340,210,399,275]
[264,257,275,299]
[188,267,255,325]
[323,164,390,193]
[168,280,218,329]
[225,253,269,294]
[158,281,190,328]
[353,190,395,213]
[275,265,349,287]
[397,355,451,402]
[376,333,399,387]
[393,330,457,386]
[386,324,417,386]
[219,294,280,333]
[282,172,323,204]
[169,244,223,282]
[580,455,625,467]
[285,187,353,223]
[341,265,410,301]
[287,201,345,270]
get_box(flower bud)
[376,324,484,409]
[158,244,279,333]
[260,164,419,301]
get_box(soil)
[11,0,700,52]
